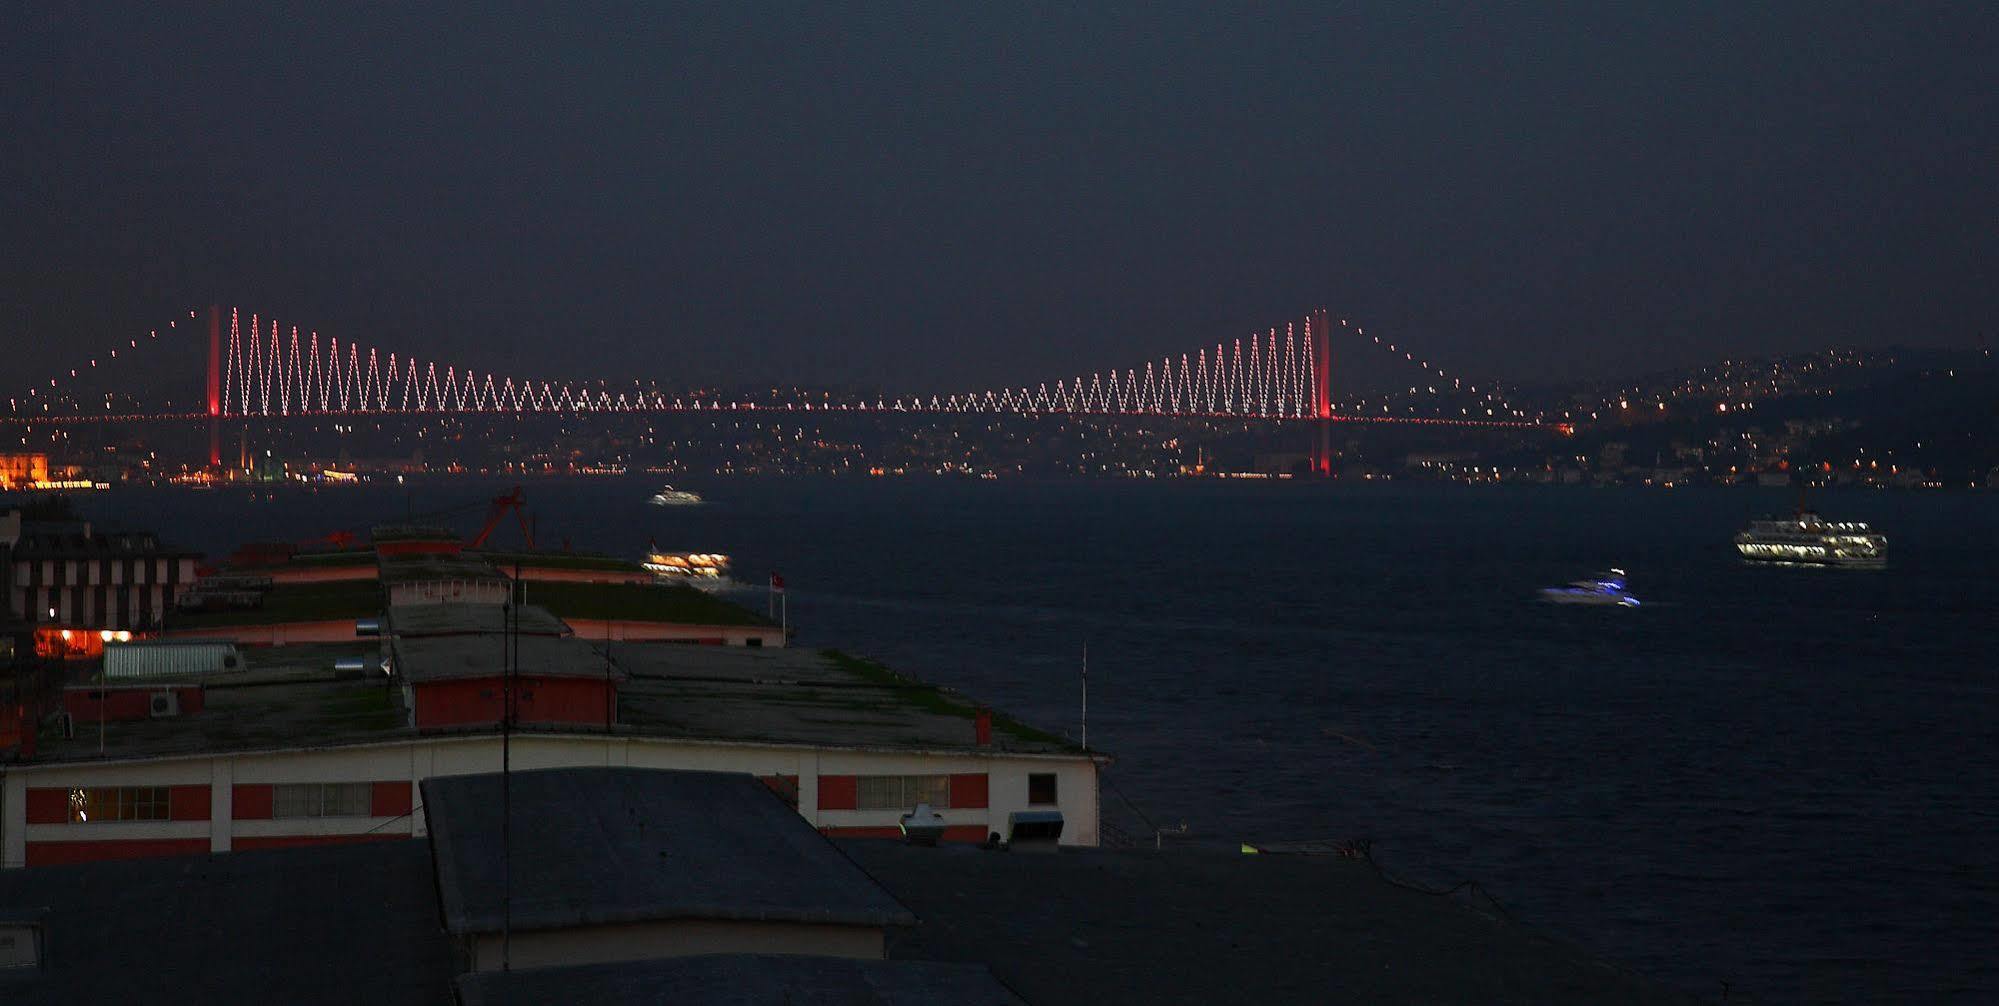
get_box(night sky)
[3,5,1994,394]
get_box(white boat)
[1734,511,1886,567]
[642,550,729,580]
[649,485,703,506]
[1539,569,1641,607]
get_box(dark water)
[88,478,1999,1002]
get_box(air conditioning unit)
[148,691,181,718]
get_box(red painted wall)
[818,775,857,811]
[233,784,273,819]
[949,773,989,809]
[162,620,364,645]
[412,676,615,730]
[233,833,408,851]
[25,787,69,824]
[372,781,413,818]
[26,839,209,866]
[169,785,211,821]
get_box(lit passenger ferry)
[1734,511,1886,567]
[643,550,730,580]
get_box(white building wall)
[4,735,1099,868]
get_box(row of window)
[65,784,376,823]
[853,773,1058,811]
[69,786,168,823]
[63,774,1059,824]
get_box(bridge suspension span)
[10,304,1551,470]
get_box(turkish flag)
[769,572,785,593]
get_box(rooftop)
[423,768,915,935]
[514,580,774,627]
[22,645,1081,764]
[471,549,647,573]
[841,841,1700,1006]
[166,578,383,629]
[283,548,378,568]
[387,602,571,638]
[0,840,452,1006]
[455,954,1024,1006]
[391,633,622,684]
[613,647,1078,754]
[377,555,506,584]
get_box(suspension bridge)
[9,305,1560,474]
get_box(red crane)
[469,487,536,549]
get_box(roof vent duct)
[900,804,948,847]
[1006,810,1064,852]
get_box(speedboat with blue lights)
[1539,569,1641,607]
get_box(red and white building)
[1,614,1102,867]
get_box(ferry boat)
[642,550,729,580]
[1539,569,1641,607]
[649,485,703,506]
[1734,511,1886,567]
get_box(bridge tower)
[206,305,221,469]
[1310,308,1332,476]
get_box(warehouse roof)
[18,643,1085,764]
[387,602,570,638]
[390,633,621,684]
[612,648,1080,754]
[376,555,505,584]
[454,954,1024,1006]
[166,578,384,629]
[513,580,775,627]
[0,841,452,1006]
[422,768,915,935]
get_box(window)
[272,783,375,819]
[68,787,169,823]
[857,775,951,811]
[1029,773,1058,806]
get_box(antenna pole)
[501,562,518,974]
[1081,640,1088,751]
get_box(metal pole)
[501,573,515,974]
[1080,640,1088,751]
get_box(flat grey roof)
[840,842,1701,1006]
[455,954,1024,1006]
[19,645,1082,764]
[612,647,1079,755]
[609,644,878,685]
[422,768,915,935]
[392,634,622,683]
[388,602,570,638]
[0,841,452,1006]
[32,664,406,764]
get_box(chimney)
[974,708,992,747]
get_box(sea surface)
[84,477,1998,1003]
